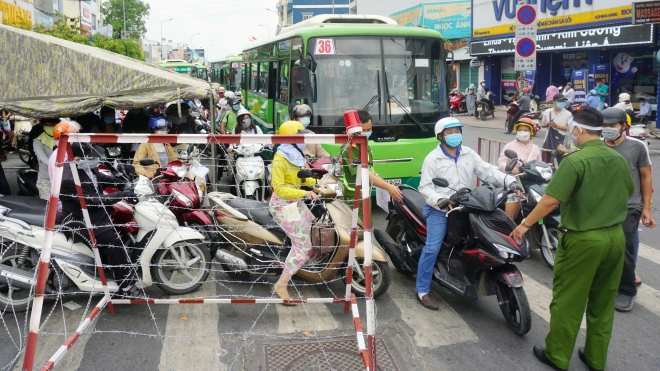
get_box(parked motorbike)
[0,162,211,312]
[16,129,31,165]
[227,144,269,200]
[504,149,562,268]
[449,90,468,116]
[208,167,391,298]
[374,168,532,334]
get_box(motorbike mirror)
[297,169,313,179]
[187,144,196,155]
[310,168,328,180]
[432,178,449,188]
[139,158,155,166]
[551,150,558,158]
[505,158,518,173]
[504,149,518,160]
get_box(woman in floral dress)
[269,121,324,305]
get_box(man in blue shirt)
[596,79,609,111]
[636,97,652,124]
[585,90,600,110]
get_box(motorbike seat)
[0,196,48,211]
[226,198,278,228]
[5,209,47,227]
[401,188,426,223]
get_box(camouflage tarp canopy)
[0,24,216,118]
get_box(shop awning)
[448,47,472,61]
[0,24,216,118]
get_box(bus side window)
[278,59,290,102]
[260,62,269,95]
[249,63,259,92]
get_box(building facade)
[277,0,350,28]
[470,0,659,108]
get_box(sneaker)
[115,285,149,300]
[615,293,636,312]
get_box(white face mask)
[516,131,531,142]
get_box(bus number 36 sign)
[315,39,336,55]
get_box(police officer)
[510,107,633,371]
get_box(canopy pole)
[210,92,217,192]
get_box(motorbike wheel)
[151,240,211,295]
[538,228,562,269]
[343,259,391,299]
[0,245,35,313]
[480,110,487,121]
[19,143,30,165]
[494,280,532,335]
[384,215,415,276]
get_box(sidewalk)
[452,106,508,131]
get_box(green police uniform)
[339,142,374,220]
[543,139,633,370]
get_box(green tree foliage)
[101,0,150,40]
[2,15,145,61]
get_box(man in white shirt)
[636,97,652,124]
[541,94,573,164]
[562,82,575,104]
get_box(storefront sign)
[470,24,655,55]
[572,69,588,103]
[470,58,481,69]
[391,1,472,40]
[80,2,92,36]
[472,0,633,41]
[0,0,33,26]
[632,1,660,24]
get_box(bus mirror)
[292,66,310,99]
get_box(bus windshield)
[307,36,442,138]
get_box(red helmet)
[523,87,531,93]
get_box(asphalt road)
[2,122,660,371]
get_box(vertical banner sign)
[524,70,536,90]
[572,69,588,103]
[515,5,537,71]
[590,63,610,90]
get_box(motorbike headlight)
[107,147,121,157]
[535,166,553,181]
[172,166,187,178]
[494,243,521,259]
[530,189,543,203]
[172,189,194,207]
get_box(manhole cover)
[259,338,400,371]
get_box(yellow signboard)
[0,0,34,26]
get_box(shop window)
[302,13,313,21]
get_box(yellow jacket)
[271,152,316,199]
[133,143,178,176]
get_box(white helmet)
[434,117,463,137]
[236,108,250,117]
[619,93,631,102]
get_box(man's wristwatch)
[520,218,532,228]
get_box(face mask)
[364,132,372,139]
[43,126,54,136]
[481,83,486,87]
[516,131,530,142]
[157,129,169,134]
[103,117,114,124]
[556,102,566,109]
[241,118,252,129]
[296,143,306,151]
[77,158,100,171]
[232,104,241,111]
[130,109,140,115]
[444,133,462,148]
[299,117,311,127]
[602,127,621,141]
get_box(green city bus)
[210,54,243,91]
[156,60,209,81]
[240,14,450,188]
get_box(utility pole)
[332,0,335,14]
[122,0,126,39]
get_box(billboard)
[80,2,92,35]
[0,0,34,26]
[391,1,471,40]
[472,0,633,41]
[167,49,206,64]
[632,1,660,24]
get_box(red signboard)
[632,1,660,24]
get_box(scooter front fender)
[162,227,205,249]
[492,265,524,288]
[352,240,389,263]
[182,210,213,226]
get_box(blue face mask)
[103,117,114,124]
[556,102,566,109]
[157,129,169,134]
[444,133,462,148]
[296,143,306,151]
[364,132,372,139]
[299,117,311,127]
[232,104,241,111]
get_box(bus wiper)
[362,71,382,120]
[387,93,429,133]
[383,71,392,122]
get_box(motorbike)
[16,129,31,165]
[227,143,269,200]
[17,168,39,197]
[0,161,211,312]
[503,149,563,268]
[449,90,468,116]
[506,97,542,132]
[374,166,532,334]
[477,92,496,121]
[208,167,391,298]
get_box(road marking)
[639,243,660,265]
[276,283,339,334]
[521,273,586,329]
[157,281,227,371]
[386,275,478,348]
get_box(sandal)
[271,285,297,306]
[635,275,642,286]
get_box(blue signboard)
[391,1,472,40]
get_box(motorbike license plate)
[385,179,402,186]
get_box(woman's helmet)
[523,87,531,93]
[53,121,82,140]
[148,115,171,131]
[434,117,463,137]
[236,108,251,120]
[291,104,312,119]
[513,117,537,138]
[278,121,307,135]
